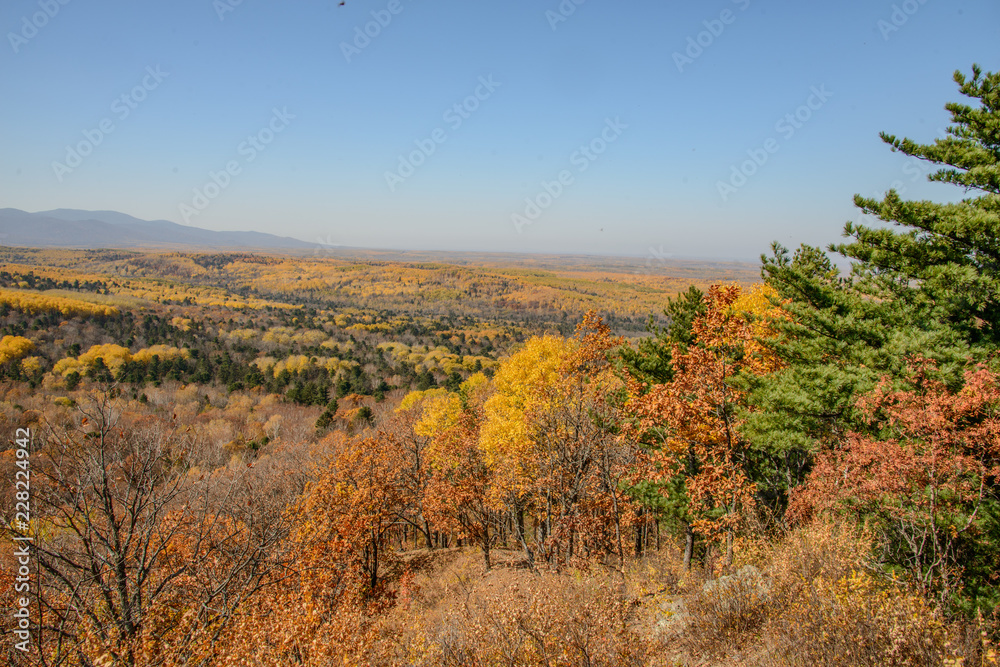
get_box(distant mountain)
[0,208,314,250]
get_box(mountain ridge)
[0,208,314,250]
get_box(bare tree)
[26,387,290,666]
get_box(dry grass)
[379,549,655,667]
[360,524,999,666]
[663,521,999,667]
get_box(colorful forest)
[2,67,1000,666]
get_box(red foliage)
[792,358,1000,600]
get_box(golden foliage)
[132,344,190,363]
[20,356,42,375]
[52,343,189,377]
[0,335,35,365]
[52,356,82,376]
[79,343,132,374]
[170,316,192,331]
[251,353,350,377]
[479,335,577,491]
[381,342,496,375]
[0,287,118,316]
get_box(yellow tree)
[407,374,498,568]
[0,335,34,366]
[534,312,644,568]
[480,314,644,568]
[479,335,576,564]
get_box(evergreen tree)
[355,405,374,425]
[620,285,705,385]
[315,410,333,431]
[146,355,161,382]
[192,355,213,384]
[65,370,81,391]
[416,370,436,391]
[87,357,114,384]
[316,381,330,406]
[745,64,1000,489]
[245,365,266,389]
[444,370,463,392]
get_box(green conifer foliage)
[746,65,1000,486]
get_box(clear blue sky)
[1,0,997,260]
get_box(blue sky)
[1,0,997,261]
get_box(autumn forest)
[3,67,1000,666]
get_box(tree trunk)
[482,517,492,571]
[635,508,644,558]
[725,528,733,572]
[513,502,536,571]
[683,521,694,570]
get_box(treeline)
[0,291,511,395]
[0,270,108,294]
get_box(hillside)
[0,247,754,418]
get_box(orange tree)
[382,399,439,549]
[625,284,785,568]
[406,374,498,568]
[792,358,1000,612]
[216,430,405,666]
[294,431,405,599]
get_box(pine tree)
[620,285,706,385]
[65,370,81,391]
[316,410,334,431]
[845,64,1000,348]
[746,64,1000,486]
